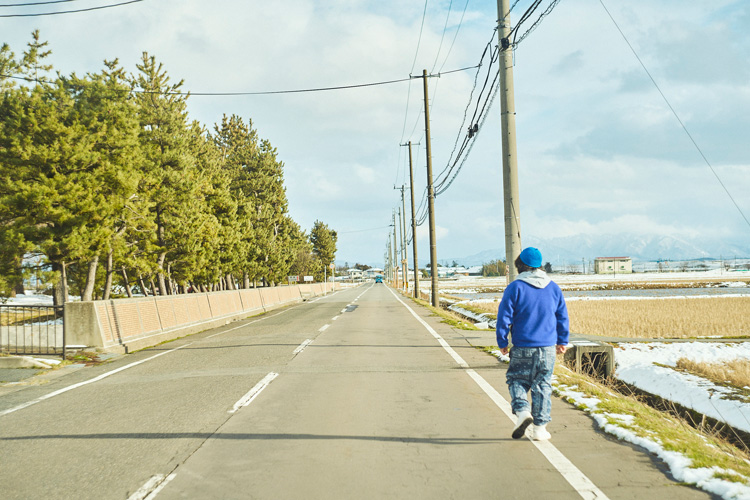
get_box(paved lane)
[0,285,713,499]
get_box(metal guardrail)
[0,304,65,359]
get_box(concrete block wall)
[65,283,332,353]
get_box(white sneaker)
[531,424,551,441]
[512,411,533,439]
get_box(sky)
[2,0,749,268]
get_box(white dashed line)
[229,372,279,414]
[128,473,177,500]
[293,339,313,354]
[319,324,330,332]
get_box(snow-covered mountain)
[446,234,750,267]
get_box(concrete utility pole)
[497,0,522,283]
[406,141,420,298]
[422,69,439,307]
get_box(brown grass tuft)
[676,358,750,389]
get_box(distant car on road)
[375,275,383,283]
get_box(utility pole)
[400,186,408,293]
[406,141,420,298]
[497,0,522,283]
[393,211,399,289]
[422,69,439,307]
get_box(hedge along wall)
[64,283,333,353]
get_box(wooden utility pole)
[497,0,522,283]
[393,211,399,289]
[422,69,439,307]
[400,186,408,292]
[406,141,420,298]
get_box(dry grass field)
[676,358,750,389]
[468,297,750,339]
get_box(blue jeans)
[506,346,556,426]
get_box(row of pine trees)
[0,32,338,304]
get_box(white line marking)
[340,309,347,314]
[0,343,194,418]
[128,474,166,500]
[319,324,330,332]
[332,315,340,321]
[387,287,609,500]
[129,473,177,500]
[229,372,278,414]
[293,339,313,354]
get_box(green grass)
[554,367,750,484]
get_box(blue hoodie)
[496,270,569,349]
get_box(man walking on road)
[496,247,569,441]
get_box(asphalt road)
[0,284,715,499]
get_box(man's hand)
[500,347,509,356]
[556,344,568,354]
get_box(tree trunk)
[103,250,114,300]
[138,275,149,297]
[225,274,235,290]
[150,276,158,295]
[81,256,100,301]
[121,268,133,298]
[156,251,168,296]
[52,261,68,306]
[243,272,250,289]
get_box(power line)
[2,71,477,96]
[0,0,75,7]
[0,0,143,17]
[432,28,498,195]
[437,0,470,74]
[400,0,431,145]
[430,0,454,74]
[599,0,750,232]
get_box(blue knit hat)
[519,247,542,268]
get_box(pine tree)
[310,220,337,281]
[132,53,203,295]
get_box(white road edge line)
[387,287,609,500]
[293,339,313,355]
[332,316,340,321]
[0,343,194,418]
[319,324,330,332]
[229,372,279,414]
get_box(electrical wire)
[1,72,434,95]
[430,0,454,74]
[0,0,75,7]
[437,0,470,73]
[599,0,750,232]
[431,28,498,195]
[0,0,142,16]
[400,0,431,145]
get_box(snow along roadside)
[485,348,750,500]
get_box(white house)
[594,257,633,274]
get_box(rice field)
[467,296,750,339]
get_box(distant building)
[594,257,633,274]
